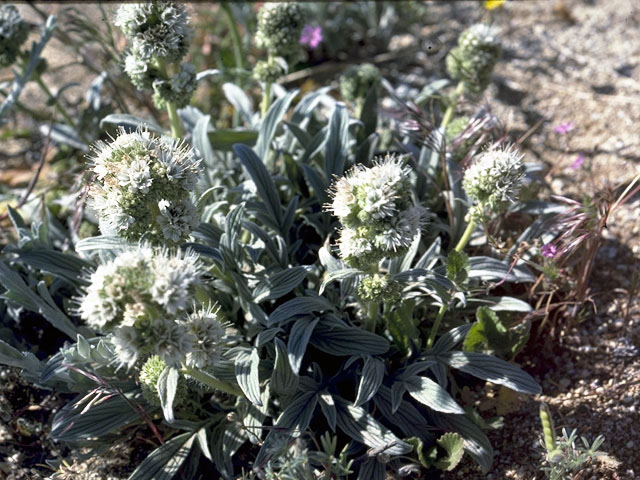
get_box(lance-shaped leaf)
[319,268,363,294]
[310,316,389,356]
[271,338,299,394]
[51,393,141,442]
[157,367,179,423]
[405,375,464,414]
[255,89,299,159]
[253,266,308,303]
[354,356,385,406]
[324,102,350,179]
[268,295,334,326]
[438,351,542,394]
[234,143,283,232]
[287,317,319,374]
[128,432,195,480]
[235,349,262,406]
[335,398,412,456]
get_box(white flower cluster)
[462,145,525,219]
[90,129,201,244]
[115,2,196,109]
[78,245,225,369]
[256,3,306,58]
[328,155,423,269]
[89,128,202,245]
[115,2,191,63]
[339,63,381,104]
[446,23,501,94]
[0,5,29,67]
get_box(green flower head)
[446,24,501,94]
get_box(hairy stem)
[440,81,465,131]
[260,53,275,117]
[155,58,184,138]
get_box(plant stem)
[260,53,275,117]
[440,81,465,131]
[155,58,184,138]
[426,304,447,349]
[454,219,476,252]
[181,367,243,397]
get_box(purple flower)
[553,122,575,135]
[541,243,557,258]
[300,25,323,49]
[570,154,585,170]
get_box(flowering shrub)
[0,3,555,479]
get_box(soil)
[1,1,639,479]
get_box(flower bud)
[115,2,191,63]
[89,128,201,244]
[256,2,306,58]
[328,155,424,269]
[139,355,188,406]
[254,58,287,83]
[357,274,402,303]
[446,24,501,94]
[462,145,525,219]
[339,63,381,104]
[0,5,29,68]
[152,62,197,109]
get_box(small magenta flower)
[553,122,575,135]
[541,243,557,258]
[570,154,585,170]
[300,25,323,49]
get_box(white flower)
[88,127,202,244]
[463,144,525,217]
[328,154,423,268]
[150,248,201,314]
[115,2,191,63]
[182,307,225,368]
[112,326,139,367]
[151,318,194,367]
[256,3,306,57]
[117,158,152,193]
[77,245,206,368]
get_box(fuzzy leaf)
[318,391,337,431]
[235,349,262,406]
[310,316,389,356]
[255,89,299,159]
[405,375,465,414]
[335,398,412,456]
[157,367,179,423]
[324,102,350,179]
[271,338,299,395]
[354,356,385,407]
[438,351,541,394]
[319,268,362,294]
[128,432,195,480]
[253,266,308,303]
[287,317,319,374]
[234,143,283,232]
[268,296,334,327]
[51,393,141,442]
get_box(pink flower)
[541,243,557,258]
[570,154,585,170]
[553,122,575,135]
[300,25,323,49]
